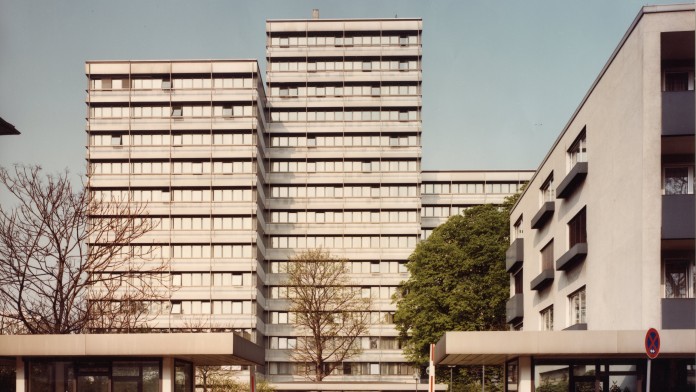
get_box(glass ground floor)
[506,357,695,392]
[0,358,194,392]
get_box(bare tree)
[0,165,167,334]
[286,249,371,381]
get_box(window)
[568,208,587,247]
[399,36,408,46]
[664,260,693,298]
[664,71,691,92]
[161,78,172,90]
[171,106,183,117]
[568,130,586,167]
[398,61,408,71]
[513,217,523,240]
[111,135,122,146]
[362,61,372,72]
[540,306,553,331]
[663,166,694,195]
[513,269,523,294]
[279,37,289,47]
[540,240,554,271]
[568,287,586,325]
[540,174,554,203]
[222,106,233,117]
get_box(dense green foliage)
[394,193,520,390]
[395,203,512,364]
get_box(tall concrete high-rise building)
[265,17,423,385]
[84,15,532,390]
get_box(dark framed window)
[514,268,523,294]
[568,208,587,247]
[541,240,554,271]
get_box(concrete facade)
[82,17,532,391]
[436,5,695,392]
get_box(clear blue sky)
[0,0,682,178]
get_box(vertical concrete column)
[518,356,532,392]
[162,356,174,392]
[15,357,25,392]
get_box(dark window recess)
[665,72,689,92]
[569,208,587,247]
[541,241,554,271]
[514,269,523,294]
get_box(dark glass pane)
[664,167,689,195]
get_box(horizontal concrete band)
[435,330,696,365]
[0,333,264,366]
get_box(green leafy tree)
[394,193,521,390]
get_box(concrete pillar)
[15,357,25,392]
[518,356,533,392]
[162,356,174,392]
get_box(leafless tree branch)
[0,165,169,334]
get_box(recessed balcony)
[529,269,554,291]
[506,294,523,324]
[662,194,695,240]
[531,201,555,230]
[555,243,588,272]
[505,238,524,273]
[663,91,695,136]
[556,162,588,199]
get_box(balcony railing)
[530,269,554,291]
[556,162,588,199]
[506,294,524,324]
[556,243,588,271]
[505,238,524,272]
[663,91,695,136]
[662,298,696,329]
[531,201,554,230]
[662,194,695,239]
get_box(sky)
[0,0,684,180]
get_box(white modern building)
[79,14,533,392]
[436,4,695,392]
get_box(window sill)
[556,162,588,199]
[563,323,587,331]
[531,201,555,229]
[530,269,554,291]
[555,243,588,272]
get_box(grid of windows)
[269,35,418,47]
[270,236,417,249]
[270,185,417,198]
[421,182,523,194]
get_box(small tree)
[287,249,371,381]
[0,165,167,334]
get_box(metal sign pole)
[646,359,651,392]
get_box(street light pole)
[448,365,455,392]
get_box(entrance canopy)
[435,330,696,366]
[0,333,264,366]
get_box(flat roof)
[0,333,264,366]
[435,330,696,365]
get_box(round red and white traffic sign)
[645,328,660,359]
